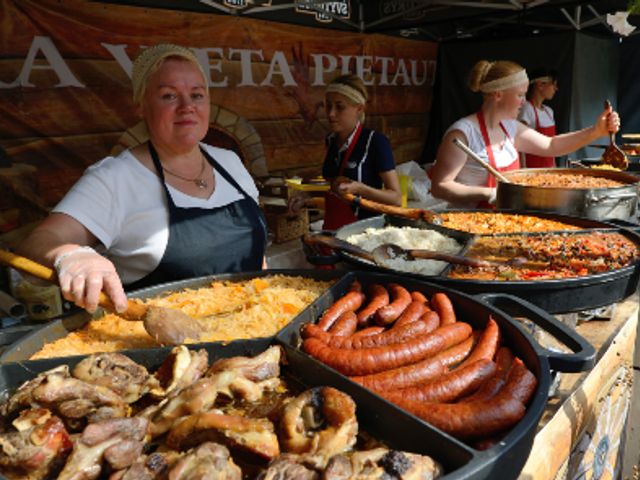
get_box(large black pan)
[276,271,596,480]
[0,269,343,363]
[312,211,640,313]
[0,271,595,480]
[0,340,460,479]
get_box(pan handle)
[476,293,596,372]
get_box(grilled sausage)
[431,292,456,325]
[350,356,446,391]
[328,311,358,336]
[356,284,389,326]
[458,346,515,403]
[431,334,475,368]
[458,317,500,368]
[394,356,537,439]
[393,301,427,327]
[317,291,366,331]
[421,310,441,334]
[304,320,431,349]
[350,326,385,338]
[374,283,412,325]
[410,291,428,305]
[302,323,473,376]
[381,359,497,404]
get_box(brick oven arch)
[111,104,268,177]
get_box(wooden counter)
[519,293,639,479]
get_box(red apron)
[523,101,556,168]
[322,124,363,230]
[477,110,520,209]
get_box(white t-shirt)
[518,102,555,129]
[445,116,519,189]
[53,144,259,284]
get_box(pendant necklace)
[161,154,208,189]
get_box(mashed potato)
[346,226,462,275]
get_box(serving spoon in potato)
[0,248,202,345]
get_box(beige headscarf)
[131,43,208,104]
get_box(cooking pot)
[496,168,639,221]
[276,271,596,479]
[311,212,640,313]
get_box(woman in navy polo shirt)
[291,74,402,230]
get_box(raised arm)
[515,105,619,157]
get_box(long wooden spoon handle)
[453,138,510,183]
[339,192,441,224]
[0,248,146,321]
[407,249,495,268]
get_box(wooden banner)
[0,0,437,233]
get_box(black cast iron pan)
[308,212,640,314]
[0,269,344,364]
[276,271,596,479]
[0,340,464,479]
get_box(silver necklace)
[161,155,208,189]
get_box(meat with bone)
[144,346,282,437]
[0,365,128,427]
[280,387,357,469]
[323,448,442,480]
[57,416,149,480]
[109,451,183,480]
[73,352,160,403]
[167,442,241,480]
[0,365,70,419]
[258,454,319,480]
[151,346,209,398]
[0,409,72,480]
[167,411,280,460]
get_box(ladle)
[302,235,526,269]
[453,138,511,183]
[371,243,527,268]
[601,100,629,170]
[0,248,203,345]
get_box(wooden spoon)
[453,138,511,183]
[337,192,442,225]
[0,249,202,345]
[371,242,527,268]
[601,100,629,170]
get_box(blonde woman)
[20,44,267,312]
[290,74,401,230]
[429,60,619,208]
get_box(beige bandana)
[479,69,529,93]
[131,44,208,103]
[529,75,553,84]
[326,83,366,105]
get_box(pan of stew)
[304,210,640,313]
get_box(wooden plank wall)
[0,0,437,233]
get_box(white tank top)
[445,116,519,187]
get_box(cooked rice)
[346,226,462,275]
[31,275,331,359]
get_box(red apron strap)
[323,124,364,230]
[477,110,499,189]
[524,103,557,168]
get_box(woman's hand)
[287,193,308,216]
[594,104,621,137]
[332,176,363,196]
[54,247,128,314]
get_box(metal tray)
[317,212,640,314]
[276,271,596,479]
[0,341,471,479]
[0,269,343,363]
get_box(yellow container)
[14,279,63,321]
[399,175,412,208]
